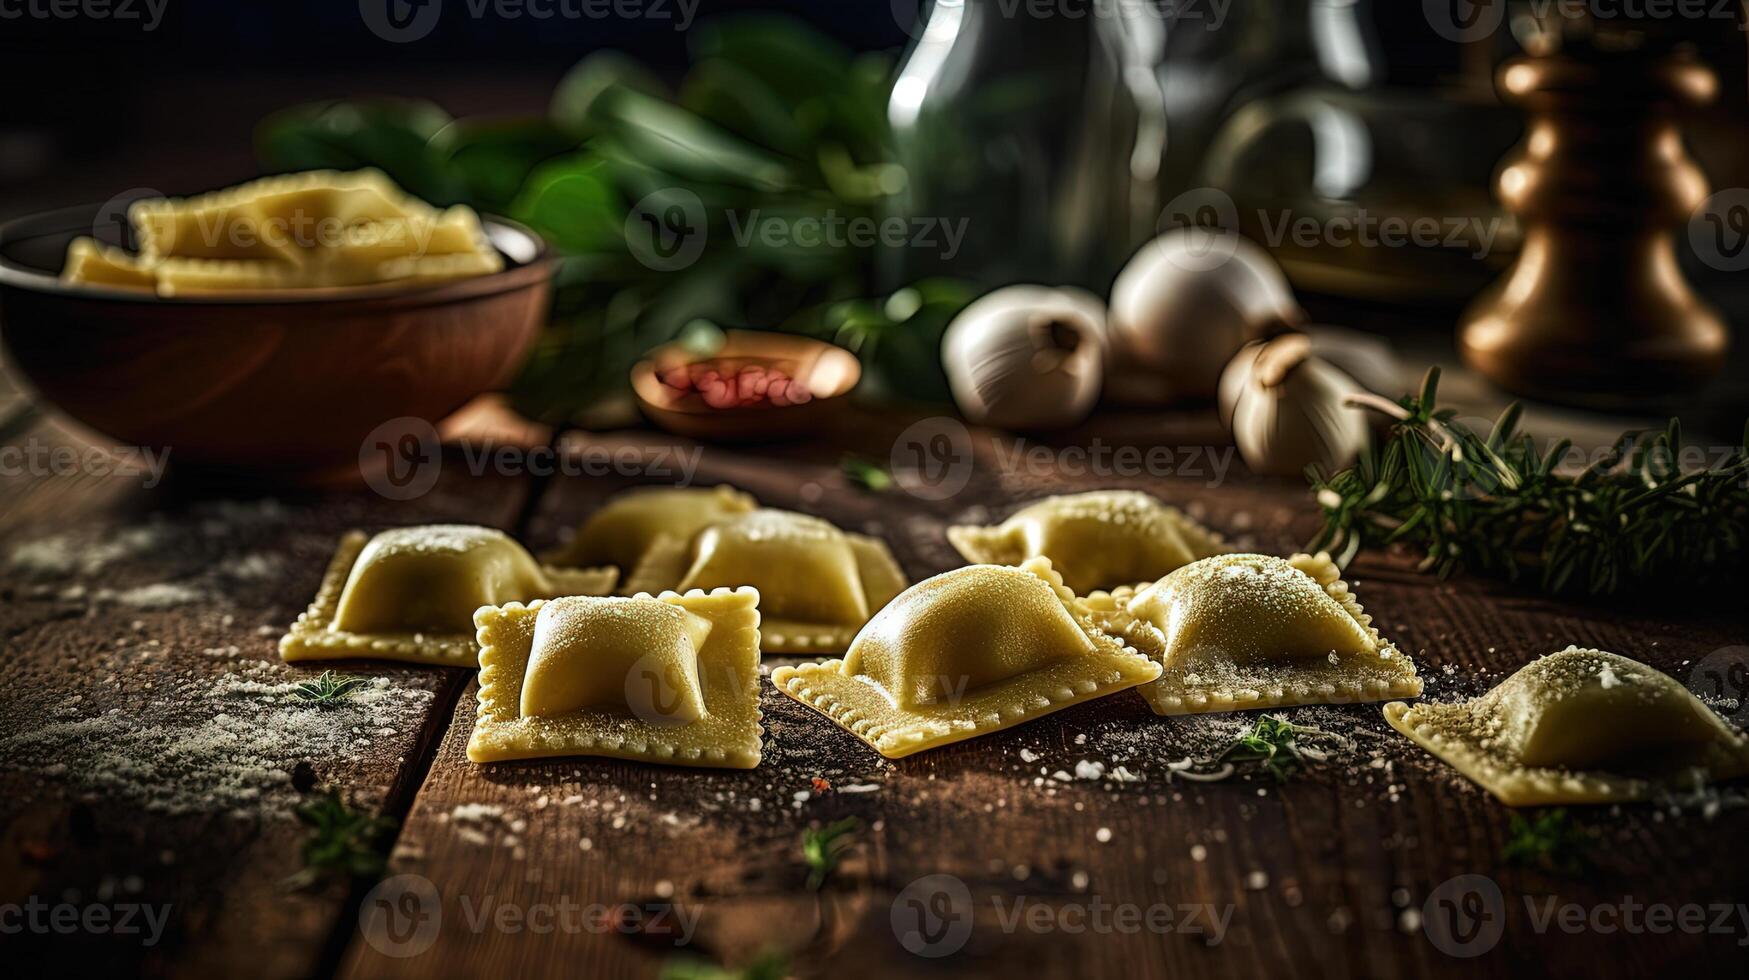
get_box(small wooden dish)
[631,330,861,442]
[0,202,554,484]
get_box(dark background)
[0,0,1475,214]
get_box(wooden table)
[3,394,1746,979]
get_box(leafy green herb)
[1502,809,1592,873]
[256,16,957,424]
[841,456,893,492]
[1219,715,1310,782]
[293,670,363,707]
[285,793,396,889]
[801,817,860,890]
[661,950,791,980]
[1309,367,1749,597]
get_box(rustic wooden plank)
[340,437,1749,979]
[0,404,534,979]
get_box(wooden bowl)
[0,203,554,483]
[631,330,861,442]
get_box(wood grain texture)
[0,406,529,979]
[336,430,1749,979]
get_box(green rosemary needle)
[1307,368,1749,598]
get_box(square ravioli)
[947,490,1227,595]
[623,508,906,654]
[280,526,616,667]
[1083,552,1421,715]
[772,558,1160,759]
[541,484,757,575]
[1385,647,1749,806]
[468,589,762,769]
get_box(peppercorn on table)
[2,389,1745,980]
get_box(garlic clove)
[1109,228,1304,403]
[1223,332,1370,477]
[943,285,1108,431]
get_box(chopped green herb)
[1309,367,1749,598]
[841,456,893,492]
[293,670,363,707]
[285,793,396,889]
[1502,808,1592,873]
[801,817,860,890]
[1219,715,1310,782]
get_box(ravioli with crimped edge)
[622,507,906,654]
[946,489,1227,595]
[468,589,762,769]
[1385,647,1749,806]
[542,484,757,577]
[772,558,1160,759]
[1082,552,1421,715]
[279,525,616,667]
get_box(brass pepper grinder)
[1459,30,1729,407]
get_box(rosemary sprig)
[285,793,397,889]
[293,670,363,707]
[800,817,860,890]
[1501,808,1592,873]
[1219,715,1309,782]
[1308,368,1749,597]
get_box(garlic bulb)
[943,285,1107,430]
[1220,333,1370,476]
[1108,229,1305,403]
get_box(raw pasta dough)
[542,485,757,574]
[947,490,1226,594]
[1083,552,1421,715]
[622,508,906,654]
[279,525,616,667]
[63,170,503,295]
[1385,647,1749,805]
[772,558,1160,758]
[468,589,762,768]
